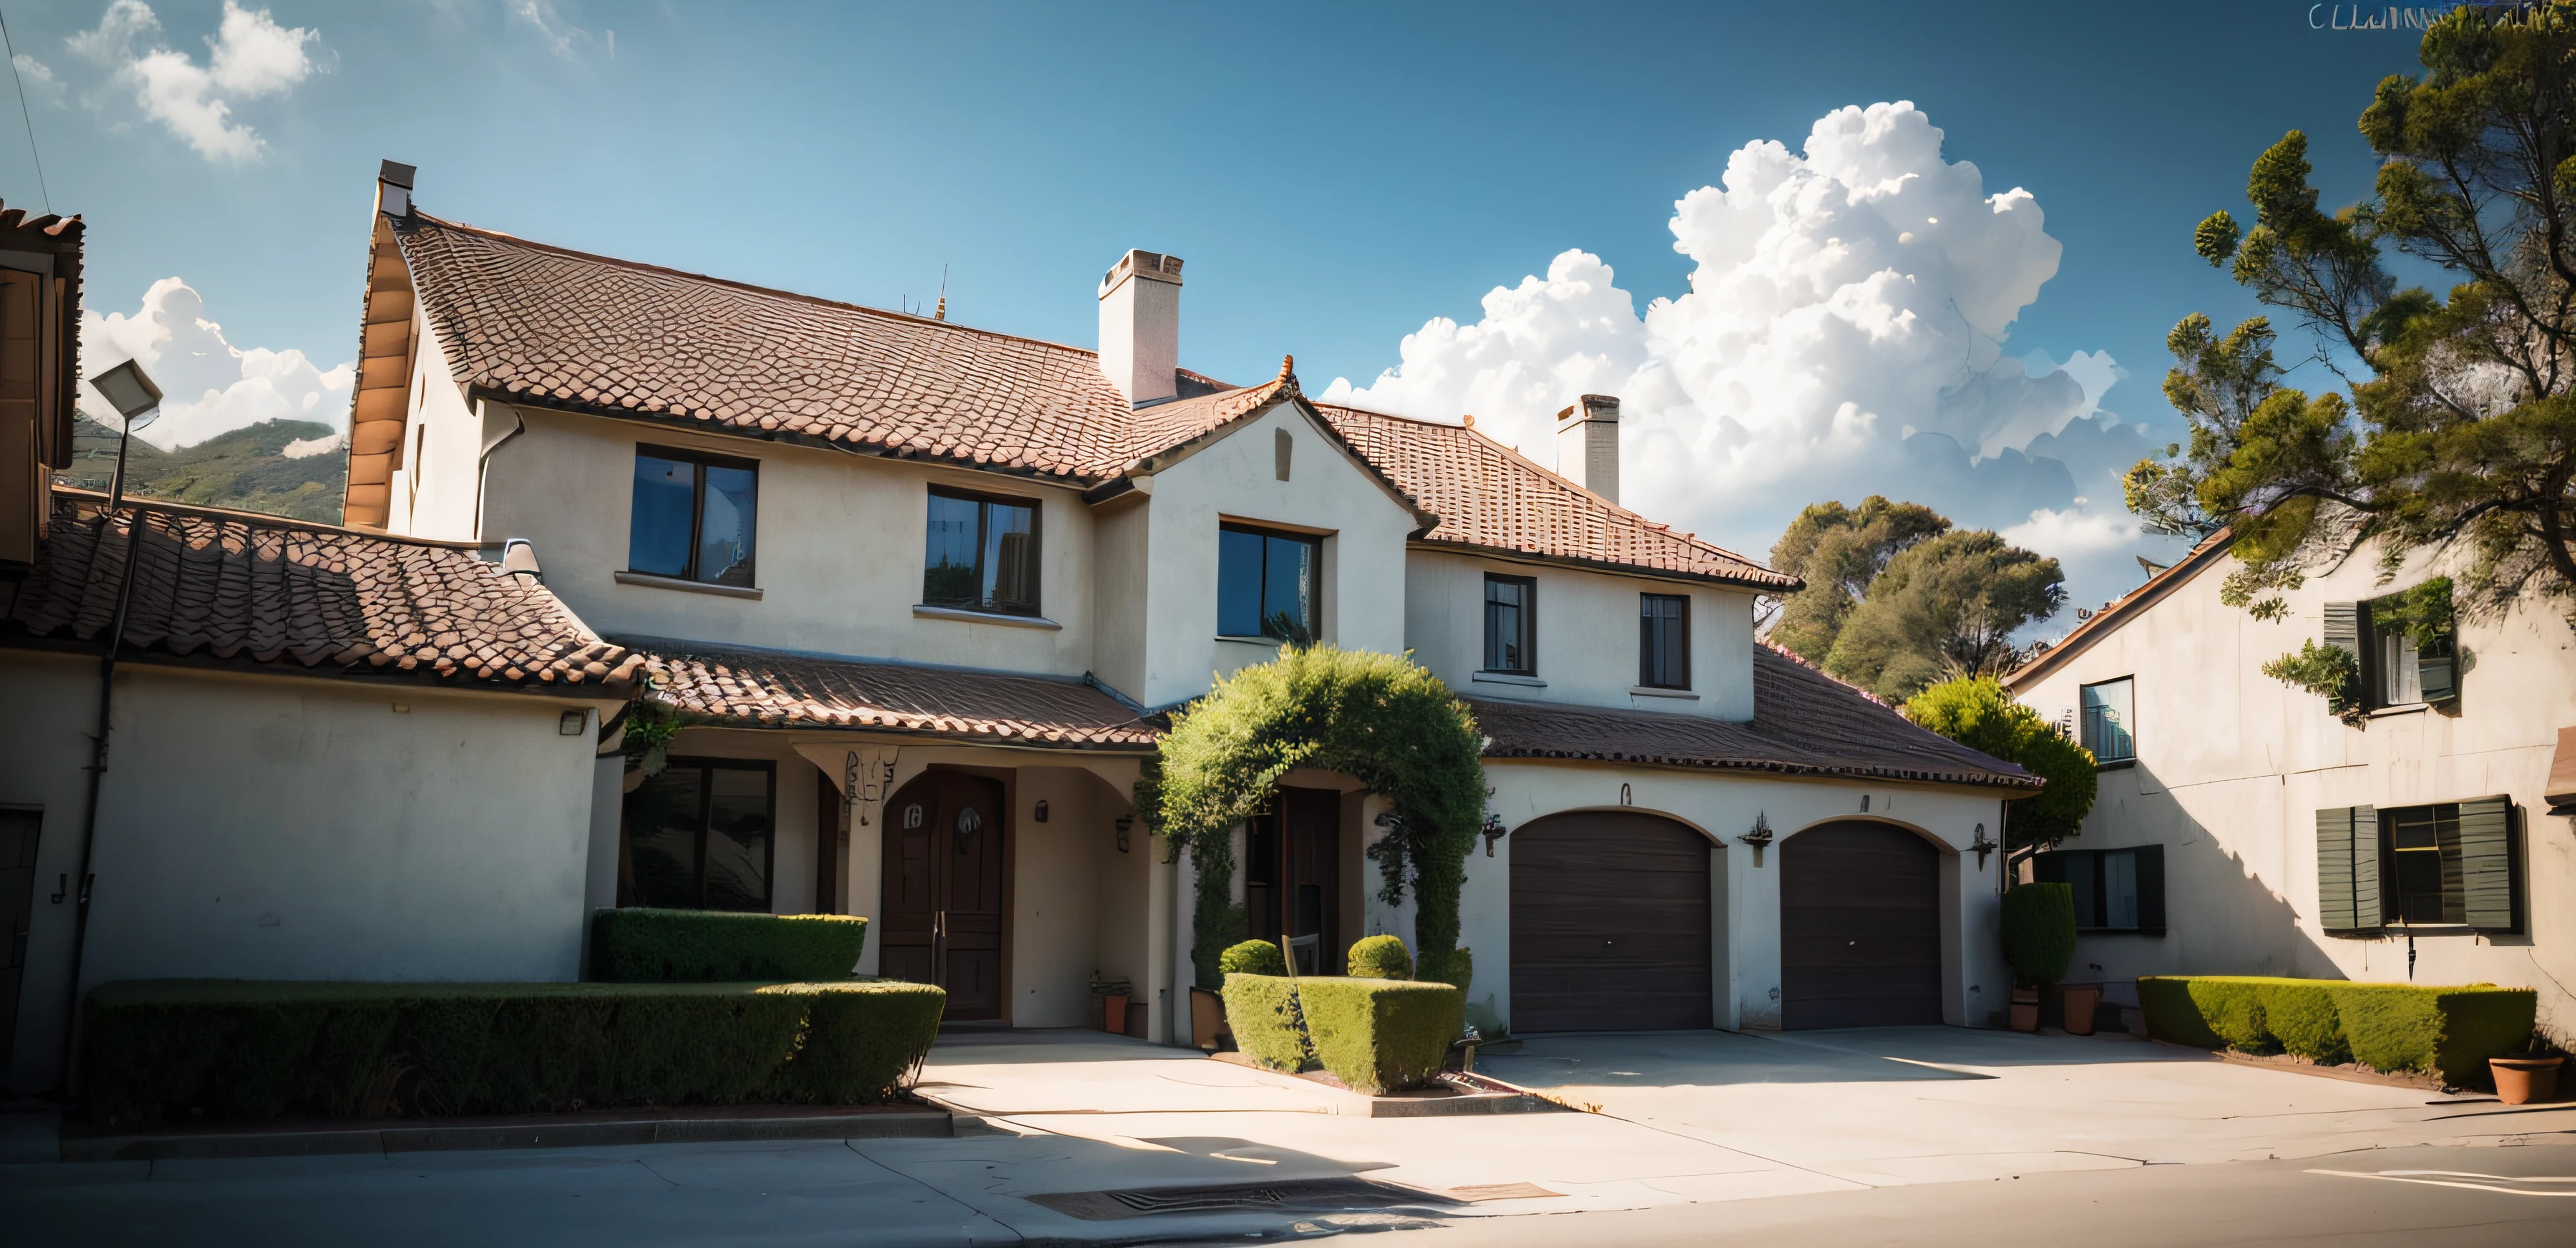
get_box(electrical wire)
[0,5,52,215]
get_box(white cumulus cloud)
[78,277,354,450]
[1320,101,2174,621]
[69,0,318,163]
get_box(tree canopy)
[1906,676,2097,855]
[1768,496,1952,659]
[1768,499,2066,703]
[2128,5,2576,612]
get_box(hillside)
[56,417,348,525]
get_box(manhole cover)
[1024,1178,1456,1221]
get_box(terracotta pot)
[1190,987,1225,1051]
[2055,983,2102,1037]
[1102,993,1129,1034]
[2010,1002,2039,1032]
[2491,1056,2563,1105]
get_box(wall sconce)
[1969,823,1998,871]
[1481,812,1508,858]
[1115,814,1133,854]
[1619,783,1633,807]
[1738,810,1775,867]
[1035,800,1050,823]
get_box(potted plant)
[2492,1037,2565,1105]
[2001,883,2075,1033]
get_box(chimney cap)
[501,537,542,581]
[1557,394,1621,428]
[1099,248,1183,296]
[379,160,417,189]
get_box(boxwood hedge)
[590,909,868,982]
[1221,973,1461,1095]
[2138,975,2534,1087]
[82,978,943,1128]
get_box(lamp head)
[88,359,164,428]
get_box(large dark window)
[2315,796,2517,932]
[1218,524,1321,642]
[923,488,1041,615]
[2080,677,2135,763]
[1484,574,1535,674]
[2033,845,2165,934]
[628,446,759,587]
[621,759,775,912]
[1639,593,1689,689]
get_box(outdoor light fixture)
[86,359,164,511]
[1739,810,1775,867]
[1481,812,1508,857]
[1969,823,1999,871]
[1114,814,1133,854]
[558,709,586,736]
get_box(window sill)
[2330,923,2497,938]
[1215,634,1284,649]
[1629,685,1698,699]
[614,570,763,599]
[1472,671,1545,688]
[2074,927,2166,936]
[2368,702,2430,718]
[914,604,1062,630]
[2095,757,2137,771]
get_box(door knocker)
[955,806,983,852]
[903,803,924,830]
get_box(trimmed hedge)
[2001,883,2075,988]
[1219,940,1287,978]
[1419,945,1472,993]
[2139,976,2536,1087]
[1347,935,1413,980]
[1221,972,1312,1073]
[591,909,868,982]
[83,978,944,1127]
[1297,978,1464,1095]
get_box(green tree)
[1906,676,2097,856]
[1821,530,2067,703]
[2133,6,2576,612]
[1767,496,1952,661]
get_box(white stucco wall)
[2010,545,2576,1032]
[1403,549,1759,720]
[0,654,607,1093]
[381,304,484,543]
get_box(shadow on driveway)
[1482,1025,2204,1090]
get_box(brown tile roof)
[1,491,643,690]
[637,639,1157,749]
[1315,405,1797,591]
[2002,527,2233,691]
[1471,642,2039,789]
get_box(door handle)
[934,910,944,940]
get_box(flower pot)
[1190,986,1225,1051]
[2491,1056,2562,1105]
[2052,983,2102,1036]
[1102,993,1130,1034]
[2010,986,2039,1032]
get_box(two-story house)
[1,163,2041,1088]
[2005,530,2576,1032]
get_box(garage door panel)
[1510,812,1712,1034]
[1780,821,1942,1030]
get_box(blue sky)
[8,1,2433,616]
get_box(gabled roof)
[2,491,642,691]
[1473,642,2039,789]
[636,639,1156,750]
[2002,528,2233,691]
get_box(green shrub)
[2139,976,2537,1086]
[1219,940,1287,978]
[1419,946,1472,993]
[1347,935,1413,980]
[81,978,943,1127]
[1296,978,1464,1095]
[590,909,868,982]
[1221,973,1312,1073]
[2001,883,2075,987]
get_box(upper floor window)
[1639,593,1689,689]
[630,446,758,587]
[2080,677,2135,763]
[1219,524,1321,643]
[1484,574,1535,675]
[2317,578,2458,712]
[923,487,1041,616]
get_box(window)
[2079,677,2135,763]
[2033,846,2165,934]
[2319,579,2458,712]
[1483,574,1536,675]
[1218,524,1321,642]
[923,488,1041,615]
[1639,593,1689,689]
[620,759,775,912]
[2316,796,2517,932]
[628,446,759,587]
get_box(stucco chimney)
[1098,249,1183,408]
[1555,394,1621,505]
[378,159,416,217]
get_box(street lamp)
[85,359,163,510]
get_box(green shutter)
[2134,845,2166,933]
[2353,803,2379,927]
[2316,805,2380,933]
[2459,796,2515,931]
[2322,602,2363,712]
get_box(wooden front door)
[1509,812,1712,1033]
[878,772,1006,1020]
[1780,821,1941,1029]
[1248,787,1341,974]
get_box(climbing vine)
[1135,646,1485,992]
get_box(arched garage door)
[1510,812,1712,1033]
[1780,821,1941,1029]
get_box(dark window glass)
[2032,845,2165,933]
[2080,677,2135,762]
[2381,803,2462,925]
[618,760,774,912]
[1484,575,1535,674]
[627,447,759,585]
[921,489,1043,615]
[1217,524,1321,642]
[1640,593,1689,688]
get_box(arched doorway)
[1779,820,1941,1029]
[1510,810,1712,1032]
[878,770,1006,1020]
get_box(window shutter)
[2135,845,2166,933]
[2322,602,2362,711]
[2459,796,2515,930]
[2315,805,2380,932]
[2417,646,2457,703]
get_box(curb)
[60,1108,954,1162]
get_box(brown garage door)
[1781,821,1941,1029]
[1510,812,1712,1033]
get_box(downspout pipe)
[55,502,147,1094]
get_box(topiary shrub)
[1347,935,1413,980]
[1220,973,1312,1073]
[1220,940,1287,978]
[1419,946,1472,992]
[1296,978,1464,1095]
[591,909,868,982]
[2000,883,2075,988]
[2139,976,2537,1087]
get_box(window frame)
[1638,592,1690,689]
[921,484,1046,618]
[2079,676,2137,765]
[628,443,762,587]
[2374,799,2522,932]
[1216,521,1324,643]
[2031,845,2166,935]
[1483,573,1538,676]
[618,756,778,913]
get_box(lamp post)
[85,359,163,509]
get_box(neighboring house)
[2004,530,2576,1033]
